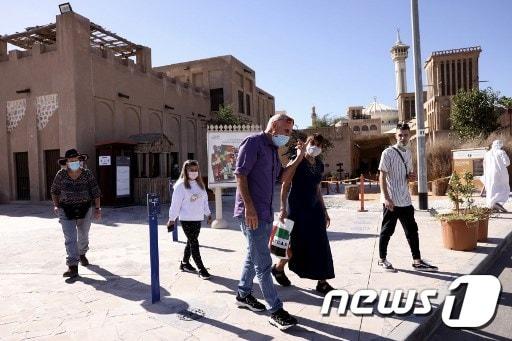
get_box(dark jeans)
[181,221,205,270]
[379,205,421,260]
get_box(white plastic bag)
[269,213,294,259]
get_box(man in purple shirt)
[234,113,302,330]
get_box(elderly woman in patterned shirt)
[51,149,101,278]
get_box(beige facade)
[155,56,275,127]
[397,91,427,123]
[0,12,274,202]
[343,106,381,136]
[392,33,482,142]
[301,124,355,178]
[424,46,481,142]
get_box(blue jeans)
[238,219,283,313]
[59,208,92,266]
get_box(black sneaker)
[269,308,297,330]
[198,268,211,280]
[179,261,196,273]
[377,259,397,272]
[79,254,89,267]
[235,293,266,312]
[316,281,335,295]
[271,265,291,287]
[412,260,438,272]
[63,265,78,278]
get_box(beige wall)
[155,56,275,128]
[301,125,354,178]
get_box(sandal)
[316,281,335,295]
[271,265,291,286]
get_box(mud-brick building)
[0,11,275,203]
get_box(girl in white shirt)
[167,160,212,279]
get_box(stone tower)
[390,29,410,99]
[311,106,317,126]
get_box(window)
[149,153,160,178]
[463,59,467,91]
[440,62,445,96]
[246,94,251,115]
[353,126,360,132]
[451,60,456,96]
[370,125,377,131]
[238,90,244,113]
[457,60,462,92]
[210,88,224,112]
[445,61,451,96]
[362,125,369,131]
[170,152,180,179]
[468,59,473,89]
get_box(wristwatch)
[95,207,101,210]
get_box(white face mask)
[306,144,322,157]
[397,141,409,150]
[188,171,199,180]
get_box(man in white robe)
[483,140,511,212]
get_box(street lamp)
[59,2,73,14]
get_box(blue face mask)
[68,161,80,171]
[272,134,290,147]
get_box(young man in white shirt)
[378,123,438,272]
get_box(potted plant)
[432,177,449,196]
[471,206,492,242]
[438,172,479,251]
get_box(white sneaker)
[378,259,397,272]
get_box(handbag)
[61,202,91,220]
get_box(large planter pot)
[441,219,479,251]
[432,178,449,196]
[345,185,359,200]
[478,218,489,242]
[409,181,418,195]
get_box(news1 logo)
[321,275,501,328]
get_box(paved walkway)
[1,193,511,340]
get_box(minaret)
[390,29,409,98]
[311,106,317,127]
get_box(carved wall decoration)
[36,94,58,130]
[6,98,27,133]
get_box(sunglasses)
[276,117,294,124]
[396,122,410,130]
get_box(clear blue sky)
[4,0,511,128]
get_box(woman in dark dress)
[271,134,335,294]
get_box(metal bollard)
[147,193,161,303]
[358,174,367,212]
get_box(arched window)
[353,126,360,132]
[362,125,369,131]
[370,125,377,131]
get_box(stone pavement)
[1,193,511,341]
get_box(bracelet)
[95,207,101,210]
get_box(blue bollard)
[147,193,161,304]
